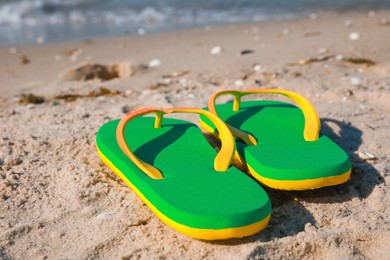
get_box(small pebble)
[357,151,377,161]
[235,80,244,87]
[164,95,172,103]
[253,64,262,72]
[187,93,195,99]
[318,48,328,54]
[282,28,290,35]
[96,212,112,220]
[137,28,145,35]
[36,37,45,44]
[124,90,133,97]
[344,20,353,27]
[148,59,162,68]
[255,79,262,86]
[335,54,344,61]
[349,32,360,41]
[54,55,62,61]
[310,13,317,20]
[121,105,131,113]
[350,76,362,85]
[210,46,222,55]
[158,77,171,85]
[179,78,188,87]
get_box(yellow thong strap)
[116,107,236,179]
[208,88,320,144]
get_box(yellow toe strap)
[208,88,320,142]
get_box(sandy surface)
[1,10,390,259]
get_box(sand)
[1,10,390,259]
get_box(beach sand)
[1,10,390,259]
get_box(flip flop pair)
[95,89,351,240]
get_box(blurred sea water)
[0,0,389,46]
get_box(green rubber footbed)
[201,101,351,181]
[96,117,271,229]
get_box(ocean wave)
[1,0,389,46]
[2,0,390,28]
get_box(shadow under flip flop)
[287,118,384,203]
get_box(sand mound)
[61,62,134,81]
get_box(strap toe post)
[116,107,236,179]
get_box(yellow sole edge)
[248,165,352,190]
[96,145,271,240]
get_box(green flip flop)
[96,107,271,240]
[200,89,352,190]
